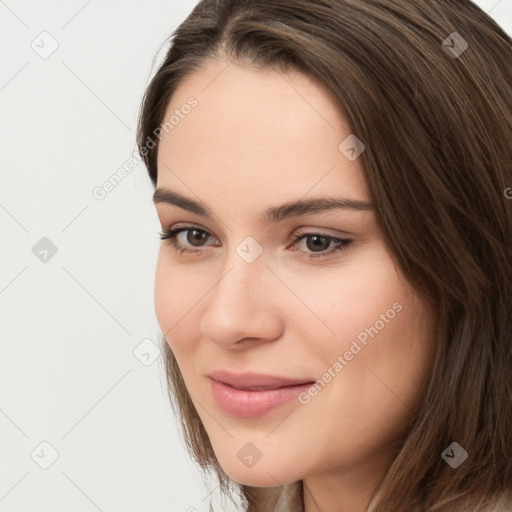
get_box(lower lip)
[209,378,314,418]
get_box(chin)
[230,472,284,488]
[220,462,296,488]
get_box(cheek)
[314,266,432,433]
[285,265,432,469]
[289,249,432,410]
[288,248,411,357]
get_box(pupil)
[307,235,329,252]
[189,230,206,246]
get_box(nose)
[199,254,284,350]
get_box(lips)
[207,370,316,418]
[208,369,315,390]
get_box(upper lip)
[208,370,315,390]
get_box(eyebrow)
[153,187,374,224]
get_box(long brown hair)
[137,1,512,510]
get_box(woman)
[137,1,512,511]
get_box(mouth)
[225,384,301,391]
[216,381,315,391]
[208,373,316,418]
[207,369,315,390]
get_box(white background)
[1,1,511,511]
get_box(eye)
[158,224,353,259]
[159,225,220,256]
[289,231,353,259]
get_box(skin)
[153,56,435,512]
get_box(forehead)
[156,57,370,216]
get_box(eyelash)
[158,225,353,260]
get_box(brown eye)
[291,233,353,259]
[159,225,218,256]
[186,229,209,246]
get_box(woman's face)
[153,57,434,504]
